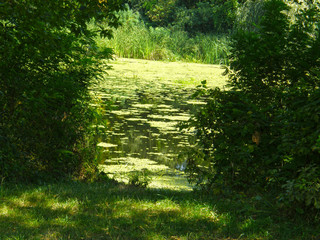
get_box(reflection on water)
[91,59,223,190]
[96,76,199,169]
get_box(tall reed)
[94,10,230,64]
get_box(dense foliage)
[95,7,230,64]
[95,0,272,64]
[94,0,243,64]
[125,0,241,34]
[186,0,320,212]
[0,0,123,182]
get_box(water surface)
[93,58,226,190]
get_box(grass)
[92,13,230,65]
[0,180,319,240]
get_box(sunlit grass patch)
[0,181,319,239]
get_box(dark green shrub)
[173,0,239,34]
[282,164,320,210]
[185,0,320,211]
[0,0,123,182]
[128,170,152,188]
[186,85,278,191]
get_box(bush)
[282,165,320,210]
[186,86,275,191]
[128,170,152,188]
[0,0,123,182]
[185,0,320,211]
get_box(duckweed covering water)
[92,58,227,190]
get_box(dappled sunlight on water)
[92,58,227,190]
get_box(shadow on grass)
[0,181,319,240]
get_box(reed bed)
[94,20,230,65]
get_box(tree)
[124,0,240,34]
[186,0,320,211]
[0,0,124,182]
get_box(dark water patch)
[94,76,200,170]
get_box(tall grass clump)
[94,8,230,64]
[167,32,230,64]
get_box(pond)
[93,58,227,190]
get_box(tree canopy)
[124,0,241,34]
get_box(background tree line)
[95,0,248,64]
[125,0,242,34]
